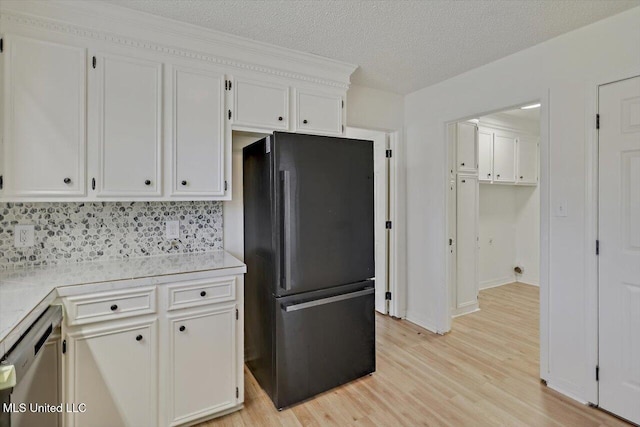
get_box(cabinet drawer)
[167,277,236,311]
[63,287,156,326]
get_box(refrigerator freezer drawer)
[273,282,376,409]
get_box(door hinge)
[0,175,3,190]
[596,365,599,381]
[62,339,67,354]
[91,177,96,191]
[225,80,228,90]
[228,110,232,120]
[596,114,600,130]
[596,240,599,255]
[228,80,232,90]
[341,100,344,108]
[236,387,239,398]
[224,180,228,192]
[385,149,392,158]
[385,291,392,301]
[92,56,96,69]
[0,38,3,53]
[342,125,344,133]
[449,238,453,246]
[385,221,392,229]
[235,308,239,320]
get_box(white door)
[296,90,343,135]
[345,128,388,314]
[65,321,158,427]
[598,75,640,425]
[478,128,493,182]
[232,78,289,130]
[456,122,478,173]
[172,67,225,197]
[2,35,86,197]
[168,306,236,425]
[516,136,538,185]
[493,134,516,183]
[456,175,479,312]
[94,53,162,197]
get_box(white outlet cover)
[166,221,180,239]
[14,224,35,248]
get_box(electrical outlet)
[14,224,35,248]
[166,220,180,239]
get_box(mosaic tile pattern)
[0,202,223,269]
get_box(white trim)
[0,1,356,89]
[479,277,515,290]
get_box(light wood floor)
[203,283,628,426]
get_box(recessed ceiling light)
[520,103,541,110]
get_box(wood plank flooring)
[203,283,628,426]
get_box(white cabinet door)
[233,78,289,130]
[516,136,538,185]
[478,128,493,182]
[456,175,478,311]
[296,90,343,135]
[95,53,162,197]
[172,67,226,197]
[65,320,158,427]
[456,122,478,173]
[493,134,516,183]
[168,305,237,426]
[2,35,86,197]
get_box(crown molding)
[0,0,357,90]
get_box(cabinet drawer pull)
[460,162,465,166]
[179,325,186,332]
[278,116,283,121]
[181,180,187,186]
[303,119,308,124]
[135,335,143,341]
[520,176,524,179]
[461,179,466,183]
[200,291,207,297]
[64,177,71,184]
[110,304,118,311]
[145,180,151,186]
[497,174,501,178]
[487,173,491,177]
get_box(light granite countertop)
[0,250,245,357]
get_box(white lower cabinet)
[64,319,158,427]
[167,305,237,426]
[61,273,243,427]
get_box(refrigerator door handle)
[281,170,292,291]
[281,287,374,312]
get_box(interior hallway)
[205,283,627,426]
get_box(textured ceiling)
[99,0,639,94]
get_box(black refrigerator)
[243,131,376,410]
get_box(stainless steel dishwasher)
[0,305,63,427]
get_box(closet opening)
[446,104,541,337]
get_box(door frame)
[589,69,640,406]
[442,91,551,382]
[345,126,401,317]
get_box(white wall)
[404,7,640,404]
[347,84,404,131]
[515,185,540,286]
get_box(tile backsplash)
[0,201,223,269]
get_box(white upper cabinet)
[232,78,289,131]
[94,53,162,197]
[516,136,539,185]
[2,35,86,197]
[456,122,478,173]
[295,90,343,135]
[172,67,226,197]
[478,128,493,182]
[493,134,516,183]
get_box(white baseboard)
[451,302,480,317]
[404,311,445,335]
[517,276,539,287]
[480,276,515,290]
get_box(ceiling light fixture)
[520,103,541,110]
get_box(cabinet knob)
[520,176,524,179]
[110,304,118,311]
[135,335,143,341]
[278,116,283,121]
[460,162,465,166]
[145,180,151,186]
[179,325,186,332]
[181,180,187,186]
[64,177,71,184]
[487,173,491,177]
[497,174,501,178]
[303,119,308,124]
[461,179,466,183]
[200,290,207,297]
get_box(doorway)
[597,75,640,425]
